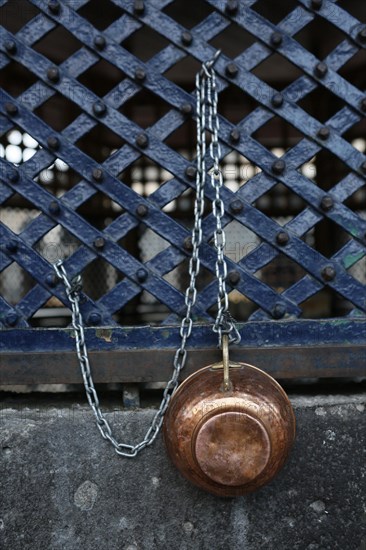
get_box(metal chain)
[53,50,240,458]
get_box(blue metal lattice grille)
[0,0,365,329]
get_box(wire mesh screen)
[0,0,365,329]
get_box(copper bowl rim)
[173,360,294,407]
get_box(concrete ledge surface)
[1,393,365,550]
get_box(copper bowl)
[163,362,296,497]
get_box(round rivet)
[88,312,101,325]
[276,231,289,245]
[225,63,238,78]
[321,265,336,281]
[133,0,145,15]
[49,201,60,215]
[92,168,104,182]
[230,128,240,143]
[5,102,18,116]
[180,103,193,115]
[314,62,328,78]
[360,161,366,174]
[272,159,286,175]
[272,303,286,319]
[181,31,193,46]
[225,0,238,15]
[93,237,105,249]
[357,28,366,43]
[47,66,59,83]
[4,40,17,54]
[46,273,58,287]
[185,166,196,180]
[136,268,148,282]
[229,199,243,214]
[135,133,148,148]
[183,236,193,251]
[271,93,284,107]
[320,195,334,211]
[92,101,106,117]
[228,270,240,285]
[8,168,19,183]
[270,32,282,47]
[47,136,59,150]
[6,239,18,253]
[5,312,18,327]
[359,98,366,112]
[94,35,106,50]
[48,0,60,14]
[136,203,148,217]
[317,126,330,140]
[134,67,146,82]
[311,0,322,9]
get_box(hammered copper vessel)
[163,361,295,497]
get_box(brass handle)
[222,334,230,391]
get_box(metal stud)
[181,31,193,46]
[317,126,330,140]
[135,133,148,148]
[48,0,61,14]
[270,32,282,47]
[93,237,105,249]
[136,268,148,282]
[88,312,101,325]
[272,159,286,175]
[94,35,106,50]
[6,240,18,253]
[271,93,284,107]
[183,236,193,251]
[4,40,17,54]
[320,195,334,211]
[92,168,104,182]
[180,103,193,115]
[134,67,146,82]
[47,66,60,83]
[5,102,18,116]
[225,63,238,78]
[311,0,322,9]
[8,169,19,183]
[5,312,18,327]
[133,0,145,15]
[276,231,289,245]
[225,0,238,15]
[272,303,286,319]
[185,166,196,180]
[357,28,366,43]
[136,204,148,217]
[229,199,243,214]
[230,128,240,143]
[46,273,58,287]
[47,136,60,150]
[49,201,60,215]
[314,62,328,78]
[321,265,336,281]
[228,270,240,285]
[92,101,107,117]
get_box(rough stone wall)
[1,393,365,550]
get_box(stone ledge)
[0,393,365,550]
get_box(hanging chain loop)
[53,49,240,457]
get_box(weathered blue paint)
[1,320,365,353]
[0,0,365,375]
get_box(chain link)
[53,50,240,458]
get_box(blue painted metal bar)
[0,0,365,356]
